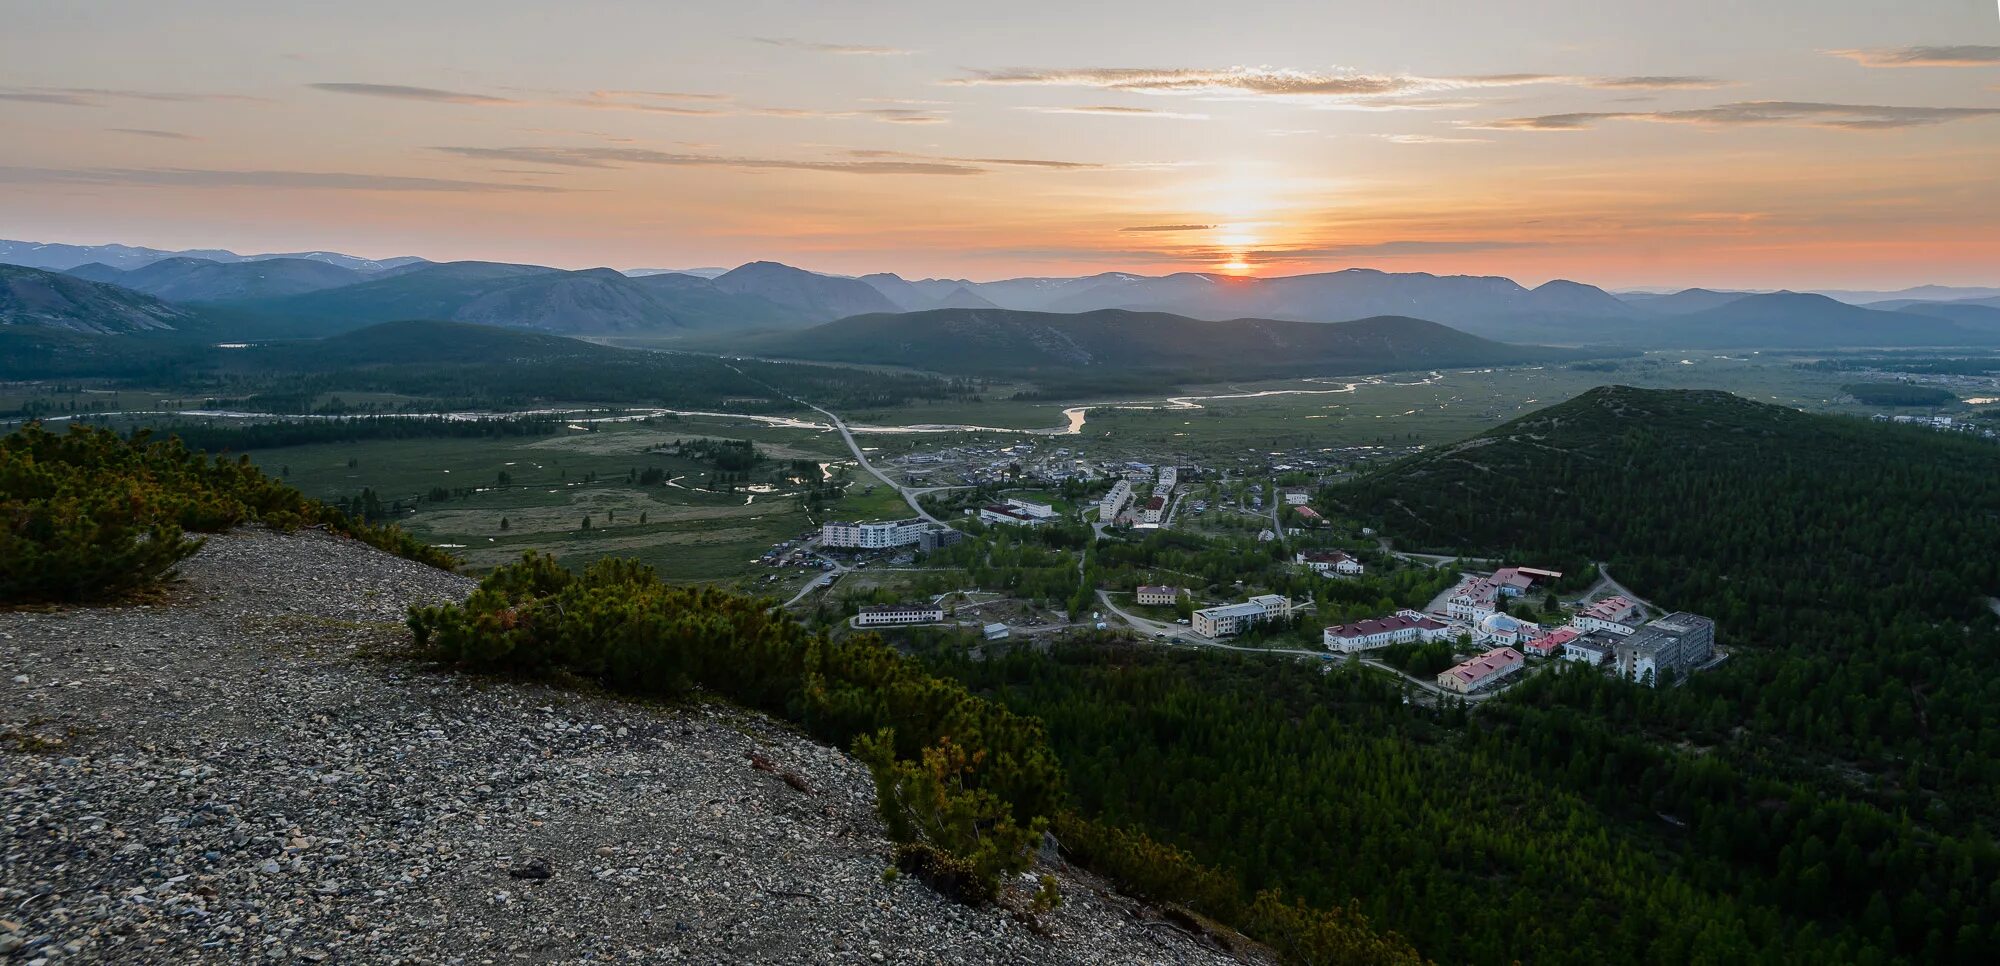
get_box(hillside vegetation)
[1309,385,2000,961]
[753,307,1601,380]
[0,422,451,603]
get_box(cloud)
[845,148,1118,170]
[1829,45,2000,68]
[0,166,564,192]
[754,37,913,56]
[109,128,198,140]
[948,66,1729,107]
[1376,133,1491,144]
[309,82,519,105]
[0,87,257,106]
[750,106,948,124]
[1020,105,1211,120]
[432,146,981,176]
[1119,224,1216,232]
[1474,100,2000,131]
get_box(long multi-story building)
[853,603,946,627]
[1099,479,1134,521]
[821,518,930,550]
[1572,595,1639,635]
[1141,494,1167,524]
[1437,646,1525,694]
[1323,610,1453,653]
[1192,594,1291,637]
[1614,612,1715,686]
[1157,466,1178,492]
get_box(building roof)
[1443,646,1524,683]
[858,604,943,615]
[1325,613,1448,639]
[1579,595,1636,620]
[1300,550,1354,564]
[1145,495,1167,510]
[1481,612,1522,634]
[1136,585,1179,596]
[980,504,1035,521]
[1294,506,1323,519]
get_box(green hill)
[753,307,1598,379]
[0,264,196,335]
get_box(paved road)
[1569,561,1659,613]
[803,403,946,524]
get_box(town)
[782,442,1723,701]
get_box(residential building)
[917,527,963,553]
[1192,595,1292,638]
[1561,631,1618,665]
[979,504,1044,527]
[1004,497,1057,520]
[1437,646,1525,694]
[1573,595,1639,635]
[1296,549,1364,576]
[822,518,929,550]
[1525,626,1577,658]
[1135,585,1183,606]
[1256,529,1276,542]
[1614,612,1716,686]
[1141,494,1167,524]
[1445,577,1499,623]
[853,603,945,627]
[1323,609,1453,653]
[1157,466,1178,492]
[1281,487,1309,506]
[1099,479,1134,521]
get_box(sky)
[3,0,1999,289]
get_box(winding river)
[24,370,1452,438]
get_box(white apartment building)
[1135,585,1182,606]
[821,518,930,550]
[1192,594,1291,637]
[1141,494,1167,524]
[1099,479,1134,520]
[1572,595,1640,636]
[1157,466,1178,492]
[852,604,946,627]
[1004,498,1057,520]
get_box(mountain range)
[4,237,2000,351]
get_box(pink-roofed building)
[1525,626,1578,658]
[1436,646,1525,694]
[1323,609,1455,653]
[1573,594,1640,636]
[1445,576,1499,623]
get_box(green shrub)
[1,421,454,604]
[407,551,1066,903]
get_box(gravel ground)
[1,528,1259,965]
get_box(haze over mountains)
[3,237,1999,353]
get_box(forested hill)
[751,307,1603,379]
[1316,384,2000,960]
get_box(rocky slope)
[0,529,1258,965]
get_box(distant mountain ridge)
[749,306,1604,380]
[0,239,425,274]
[64,257,367,301]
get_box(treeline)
[924,636,1990,964]
[0,422,453,603]
[1841,382,1959,407]
[146,415,561,452]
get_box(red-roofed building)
[1437,646,1525,693]
[1141,494,1168,524]
[1323,609,1454,653]
[1490,566,1560,597]
[1525,626,1578,658]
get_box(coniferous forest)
[923,386,2000,965]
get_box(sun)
[1221,257,1253,275]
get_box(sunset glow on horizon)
[4,1,1999,289]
